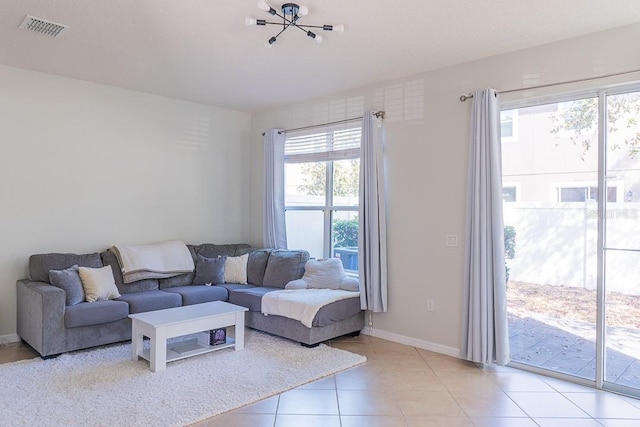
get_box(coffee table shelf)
[138,337,236,364]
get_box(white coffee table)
[129,301,248,372]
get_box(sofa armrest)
[16,279,66,357]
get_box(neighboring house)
[501,97,640,294]
[501,101,640,204]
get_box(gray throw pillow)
[262,250,309,288]
[49,265,85,305]
[193,254,226,285]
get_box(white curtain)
[462,88,510,365]
[358,111,388,312]
[263,129,287,249]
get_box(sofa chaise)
[16,243,365,358]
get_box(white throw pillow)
[224,254,249,284]
[339,276,360,292]
[301,258,345,290]
[78,266,121,302]
[284,279,308,290]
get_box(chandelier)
[246,1,344,47]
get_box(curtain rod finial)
[460,94,473,102]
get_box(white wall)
[249,23,640,353]
[0,65,251,338]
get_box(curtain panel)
[358,111,388,312]
[263,129,287,249]
[462,88,510,365]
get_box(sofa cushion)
[156,244,197,288]
[162,285,228,306]
[79,266,121,302]
[193,254,226,285]
[216,283,256,292]
[195,243,251,258]
[116,290,182,314]
[224,254,249,284]
[247,249,272,286]
[157,273,193,289]
[29,253,103,283]
[228,286,280,312]
[262,250,309,288]
[64,300,129,328]
[100,250,159,294]
[49,265,85,306]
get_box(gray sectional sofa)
[16,243,364,358]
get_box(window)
[556,186,617,202]
[503,186,517,202]
[284,124,361,273]
[500,109,519,142]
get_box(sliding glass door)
[603,90,640,394]
[502,84,640,397]
[502,96,599,383]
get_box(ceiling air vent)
[19,15,69,38]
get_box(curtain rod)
[261,110,385,136]
[458,68,640,102]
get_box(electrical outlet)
[446,234,458,247]
[427,299,435,312]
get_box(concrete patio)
[509,314,640,389]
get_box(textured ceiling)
[2,0,640,113]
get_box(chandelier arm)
[294,24,332,30]
[291,23,310,34]
[260,20,291,26]
[272,24,290,39]
[259,20,324,32]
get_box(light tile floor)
[2,335,640,427]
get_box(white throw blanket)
[261,289,359,328]
[110,240,194,283]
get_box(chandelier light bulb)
[245,17,257,26]
[257,0,270,12]
[298,5,309,16]
[315,34,323,44]
[333,24,345,33]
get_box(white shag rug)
[0,329,366,427]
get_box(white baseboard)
[361,326,461,359]
[0,333,20,345]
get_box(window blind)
[285,125,361,163]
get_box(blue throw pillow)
[193,254,226,285]
[49,265,85,305]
